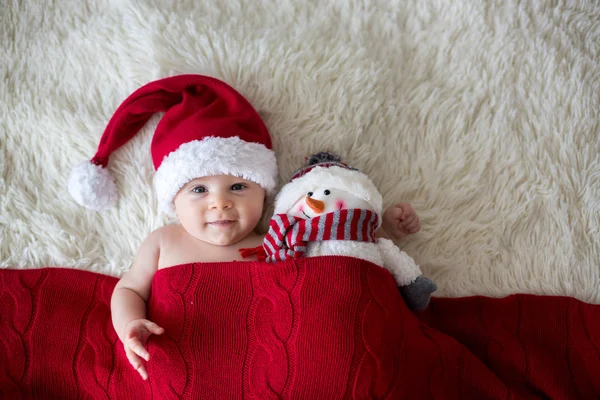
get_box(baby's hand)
[382,202,421,240]
[123,319,164,380]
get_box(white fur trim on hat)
[68,161,118,211]
[154,136,277,216]
[273,165,382,217]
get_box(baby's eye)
[192,186,207,194]
[231,183,247,191]
[324,190,331,195]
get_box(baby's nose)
[210,194,233,210]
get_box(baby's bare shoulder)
[153,223,183,243]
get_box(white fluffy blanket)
[1,0,598,302]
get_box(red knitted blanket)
[1,257,599,399]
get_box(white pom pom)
[68,161,118,211]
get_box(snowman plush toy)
[250,152,437,311]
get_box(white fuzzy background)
[1,0,599,303]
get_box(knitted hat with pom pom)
[68,74,277,216]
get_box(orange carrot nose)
[305,196,325,214]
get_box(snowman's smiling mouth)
[300,202,343,218]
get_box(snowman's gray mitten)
[399,275,437,311]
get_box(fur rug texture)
[1,0,599,303]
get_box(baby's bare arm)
[111,229,161,343]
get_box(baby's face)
[173,175,265,246]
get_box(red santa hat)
[273,152,382,217]
[68,74,277,216]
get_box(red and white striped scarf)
[261,209,379,262]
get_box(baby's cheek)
[335,200,346,210]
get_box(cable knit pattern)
[244,259,303,398]
[1,259,600,399]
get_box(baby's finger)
[144,321,164,335]
[129,337,150,361]
[403,214,418,227]
[389,206,404,221]
[125,347,144,372]
[406,219,420,233]
[126,347,149,380]
[400,214,416,227]
[137,365,148,380]
[401,206,415,219]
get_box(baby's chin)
[201,228,257,246]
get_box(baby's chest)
[158,239,256,269]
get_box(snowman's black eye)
[307,192,313,197]
[324,190,331,195]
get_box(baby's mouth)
[208,220,236,226]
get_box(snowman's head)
[274,152,382,221]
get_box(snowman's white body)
[306,239,421,286]
[288,188,422,287]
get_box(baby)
[67,74,421,380]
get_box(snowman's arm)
[377,238,422,286]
